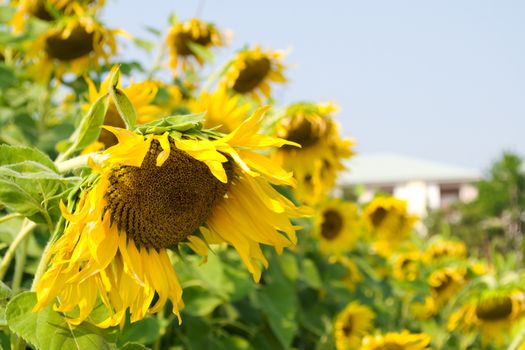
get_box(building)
[336,153,482,218]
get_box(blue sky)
[102,1,525,171]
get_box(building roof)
[338,153,482,186]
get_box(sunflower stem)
[0,219,37,281]
[11,234,29,293]
[55,153,100,173]
[0,213,22,225]
[31,240,53,291]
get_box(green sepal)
[108,67,137,129]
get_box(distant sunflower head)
[167,18,223,75]
[188,87,251,134]
[335,302,375,350]
[363,196,417,256]
[423,239,466,264]
[33,103,308,328]
[360,330,431,350]
[428,266,466,306]
[11,0,104,32]
[273,102,354,204]
[314,199,360,255]
[448,291,525,345]
[393,251,421,282]
[26,15,117,82]
[222,46,286,102]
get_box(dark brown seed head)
[45,25,94,61]
[232,57,271,93]
[321,209,344,240]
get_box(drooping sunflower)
[272,102,354,204]
[11,0,105,32]
[33,104,308,328]
[448,291,525,345]
[423,239,466,264]
[313,199,360,255]
[221,46,286,102]
[359,331,431,350]
[188,87,251,134]
[335,302,375,350]
[362,196,417,256]
[25,14,117,82]
[427,266,467,306]
[166,17,224,75]
[392,251,421,282]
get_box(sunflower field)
[0,2,524,350]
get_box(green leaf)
[0,144,56,171]
[121,344,149,350]
[0,280,11,303]
[108,67,136,129]
[6,292,114,350]
[186,41,214,62]
[182,286,223,317]
[301,258,322,289]
[68,94,109,151]
[256,254,298,349]
[117,318,160,347]
[0,64,16,88]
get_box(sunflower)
[362,196,417,256]
[392,251,421,282]
[188,87,251,134]
[11,0,104,32]
[25,14,117,82]
[272,102,353,204]
[423,239,466,264]
[360,331,431,350]
[335,302,375,350]
[33,104,308,327]
[427,266,466,306]
[338,255,364,291]
[221,46,286,102]
[166,17,223,75]
[448,292,525,345]
[313,199,360,255]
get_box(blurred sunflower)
[314,199,360,255]
[362,196,417,256]
[33,105,308,327]
[448,291,525,345]
[335,302,375,350]
[423,239,466,264]
[26,14,117,82]
[338,255,363,291]
[11,0,104,32]
[428,266,466,306]
[273,102,353,204]
[360,331,431,350]
[188,88,251,133]
[392,251,421,282]
[221,46,286,102]
[166,17,223,75]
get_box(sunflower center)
[28,0,54,21]
[232,57,271,93]
[173,31,212,56]
[104,140,233,249]
[281,118,322,150]
[475,296,513,321]
[432,275,452,294]
[377,343,404,350]
[321,209,343,240]
[45,25,94,61]
[342,317,353,336]
[370,206,387,227]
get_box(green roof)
[338,153,481,186]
